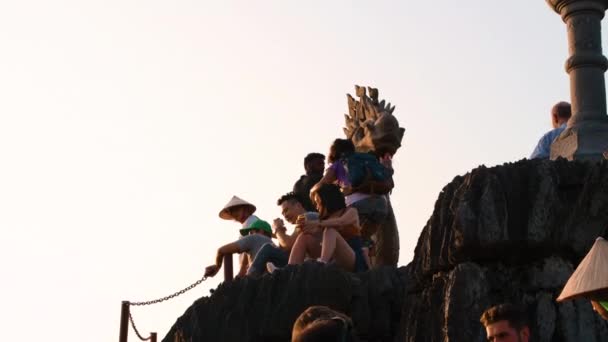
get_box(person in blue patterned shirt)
[530,102,571,159]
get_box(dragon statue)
[343,85,405,267]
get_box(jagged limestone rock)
[403,158,608,341]
[411,158,608,279]
[163,263,408,342]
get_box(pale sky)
[0,1,601,341]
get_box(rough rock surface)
[164,263,408,342]
[164,159,608,341]
[402,158,608,341]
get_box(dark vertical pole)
[150,332,157,342]
[223,254,233,282]
[119,301,129,342]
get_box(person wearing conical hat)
[557,237,608,320]
[218,195,263,276]
[204,219,274,278]
[218,195,259,228]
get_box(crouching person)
[203,219,273,278]
[289,183,369,273]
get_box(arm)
[301,207,359,235]
[204,241,243,277]
[217,242,242,264]
[310,167,337,195]
[320,207,359,228]
[379,154,394,173]
[273,218,298,250]
[276,227,297,250]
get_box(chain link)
[130,275,207,306]
[126,275,208,340]
[129,311,152,341]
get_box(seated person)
[293,152,326,211]
[203,219,274,278]
[530,101,571,159]
[218,195,260,276]
[275,192,321,251]
[248,192,322,276]
[480,303,530,342]
[311,138,389,265]
[556,237,608,321]
[291,305,357,342]
[218,195,259,229]
[289,183,369,273]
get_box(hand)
[204,264,220,278]
[380,154,393,169]
[272,218,287,238]
[272,218,286,231]
[295,215,306,225]
[302,221,321,235]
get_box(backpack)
[341,152,394,195]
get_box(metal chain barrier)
[130,275,208,306]
[122,275,208,342]
[129,311,153,341]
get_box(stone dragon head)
[343,85,405,156]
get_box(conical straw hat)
[557,237,608,302]
[218,196,256,220]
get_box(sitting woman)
[288,183,369,272]
[311,138,389,265]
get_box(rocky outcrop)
[402,158,608,341]
[164,159,608,341]
[164,263,408,342]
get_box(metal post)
[119,301,130,342]
[547,0,608,159]
[223,254,233,282]
[150,332,157,342]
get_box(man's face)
[306,157,325,174]
[229,206,251,223]
[281,200,305,224]
[485,320,529,342]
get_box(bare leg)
[289,233,322,265]
[319,228,356,271]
